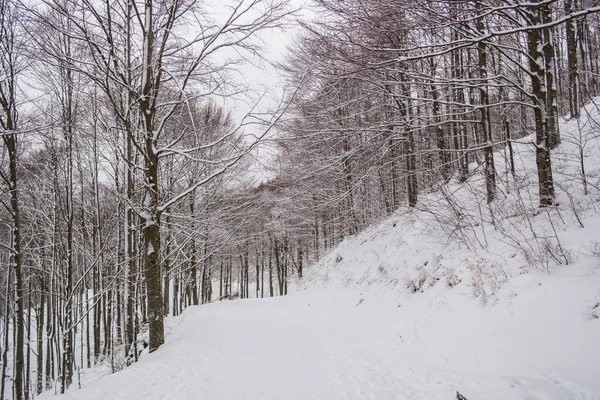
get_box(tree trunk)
[163,211,171,316]
[527,2,556,207]
[0,267,11,400]
[255,250,260,298]
[140,0,164,352]
[25,283,32,400]
[541,2,560,149]
[36,276,45,394]
[219,260,223,300]
[261,250,264,298]
[189,190,199,306]
[4,133,25,400]
[565,0,580,118]
[476,2,496,204]
[268,247,274,297]
[45,279,53,389]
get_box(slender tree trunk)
[398,77,418,207]
[139,0,165,352]
[36,276,45,395]
[25,282,31,400]
[228,257,232,299]
[45,276,53,389]
[429,60,450,182]
[219,260,223,300]
[163,210,171,316]
[122,0,138,362]
[565,0,580,118]
[260,250,264,298]
[527,2,556,207]
[189,191,199,306]
[255,250,260,298]
[172,270,179,317]
[476,2,496,203]
[85,285,90,368]
[541,2,560,149]
[297,243,303,278]
[0,267,11,400]
[268,247,274,297]
[3,133,25,400]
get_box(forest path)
[43,288,597,400]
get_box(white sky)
[218,0,313,185]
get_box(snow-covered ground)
[41,104,600,399]
[39,283,600,400]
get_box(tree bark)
[527,1,556,207]
[476,2,496,203]
[565,0,580,118]
[140,0,164,352]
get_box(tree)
[0,1,26,398]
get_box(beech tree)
[0,0,26,398]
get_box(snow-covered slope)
[293,101,600,397]
[42,104,600,400]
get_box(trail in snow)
[42,281,600,400]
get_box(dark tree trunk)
[261,251,264,298]
[124,0,137,362]
[541,2,560,149]
[268,247,274,297]
[189,191,199,306]
[25,282,31,400]
[476,2,496,204]
[0,268,11,400]
[36,276,45,394]
[172,271,179,317]
[139,0,165,353]
[297,243,303,278]
[219,259,223,300]
[430,60,450,182]
[163,210,171,316]
[255,250,260,298]
[527,1,556,207]
[45,281,53,389]
[565,0,580,118]
[3,132,25,400]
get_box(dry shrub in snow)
[467,259,510,305]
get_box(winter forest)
[1,0,600,399]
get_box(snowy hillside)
[41,104,600,400]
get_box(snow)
[40,104,600,399]
[39,282,600,400]
[147,242,154,255]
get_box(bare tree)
[0,1,25,398]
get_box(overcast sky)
[224,0,313,185]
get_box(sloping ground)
[43,105,600,399]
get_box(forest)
[1,0,599,398]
